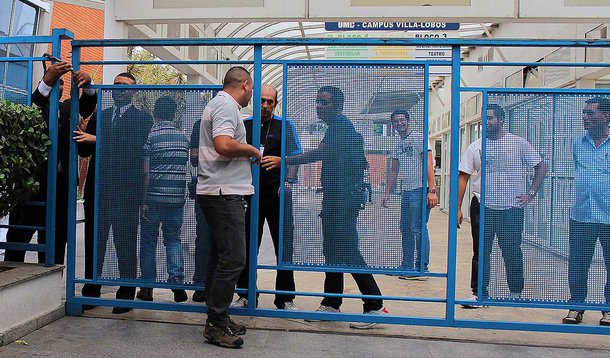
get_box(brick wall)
[48,1,104,195]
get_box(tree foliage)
[0,100,49,217]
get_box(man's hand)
[72,69,92,87]
[42,61,72,86]
[141,204,149,221]
[250,146,262,165]
[261,156,281,171]
[381,194,390,208]
[457,209,463,228]
[73,130,96,144]
[516,193,534,207]
[427,192,438,208]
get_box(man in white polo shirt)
[458,103,546,306]
[197,67,261,348]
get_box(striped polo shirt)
[143,121,190,205]
[196,91,254,196]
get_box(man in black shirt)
[232,84,302,310]
[286,86,386,329]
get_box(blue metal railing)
[4,32,610,335]
[0,29,75,266]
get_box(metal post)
[277,63,288,266]
[445,46,461,323]
[43,29,63,266]
[246,45,263,313]
[420,63,430,274]
[65,45,81,315]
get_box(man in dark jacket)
[4,60,96,265]
[76,72,153,314]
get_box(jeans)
[482,206,525,298]
[193,203,210,286]
[568,219,610,312]
[470,196,480,295]
[237,192,296,308]
[140,203,185,282]
[198,194,247,327]
[400,188,431,271]
[319,198,383,313]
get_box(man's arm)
[516,160,547,207]
[381,158,399,207]
[457,171,471,228]
[75,112,96,156]
[426,151,438,208]
[213,135,261,163]
[285,144,326,166]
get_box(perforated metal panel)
[95,88,215,286]
[482,92,610,307]
[283,64,429,271]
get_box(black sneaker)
[192,290,205,303]
[112,307,133,314]
[136,288,153,301]
[229,319,247,335]
[203,322,244,348]
[172,289,188,303]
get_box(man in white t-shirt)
[197,67,261,348]
[457,104,546,306]
[382,109,438,279]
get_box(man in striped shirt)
[137,96,190,303]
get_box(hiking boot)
[172,289,188,303]
[136,288,153,301]
[192,290,205,303]
[229,319,247,335]
[600,312,610,326]
[305,305,340,322]
[562,310,583,324]
[203,322,244,348]
[349,307,389,329]
[230,297,248,308]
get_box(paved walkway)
[4,204,610,351]
[1,316,608,358]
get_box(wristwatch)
[528,189,537,197]
[428,187,436,194]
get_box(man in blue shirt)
[137,96,190,303]
[232,84,302,310]
[563,97,610,326]
[286,86,386,329]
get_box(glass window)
[10,1,37,57]
[0,0,12,37]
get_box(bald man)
[232,84,302,310]
[197,66,260,348]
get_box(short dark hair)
[487,103,505,121]
[390,109,410,121]
[585,96,610,114]
[154,96,177,121]
[223,66,251,88]
[115,72,137,84]
[318,85,344,112]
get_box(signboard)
[325,22,460,31]
[324,33,454,75]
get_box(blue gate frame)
[7,33,607,335]
[0,29,75,266]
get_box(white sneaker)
[349,307,389,329]
[230,297,248,308]
[281,301,297,310]
[305,305,340,322]
[461,294,486,309]
[398,275,429,281]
